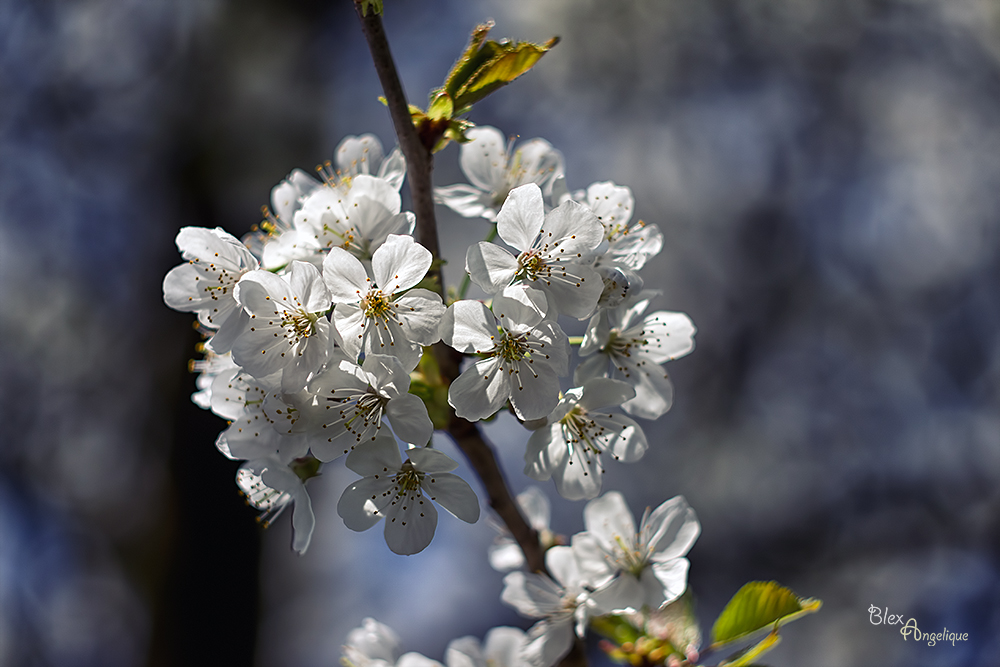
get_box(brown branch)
[354,3,442,290]
[353,2,547,576]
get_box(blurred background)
[2,0,1000,665]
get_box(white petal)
[332,304,366,361]
[531,263,604,320]
[407,446,460,473]
[336,135,386,176]
[422,471,479,523]
[518,487,551,532]
[645,496,700,560]
[577,378,635,411]
[345,433,403,476]
[434,183,492,219]
[372,234,432,293]
[394,289,445,345]
[586,181,634,228]
[493,285,547,331]
[441,300,498,353]
[338,475,391,532]
[489,542,526,572]
[483,627,528,667]
[289,487,315,554]
[583,492,637,551]
[631,311,697,363]
[618,356,674,420]
[522,620,574,667]
[383,489,438,555]
[539,199,604,254]
[397,653,444,667]
[500,571,563,618]
[545,545,583,590]
[507,359,561,422]
[497,183,545,252]
[323,247,370,302]
[550,443,603,501]
[384,394,432,446]
[445,637,484,667]
[591,413,648,463]
[449,357,509,421]
[649,558,690,606]
[467,242,518,294]
[460,126,508,192]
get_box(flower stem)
[353,3,548,577]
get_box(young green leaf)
[710,581,821,650]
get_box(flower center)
[494,330,530,362]
[516,250,546,281]
[603,329,645,358]
[284,309,318,339]
[392,459,425,497]
[361,289,392,320]
[559,405,600,451]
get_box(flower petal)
[372,234,432,293]
[440,300,497,353]
[497,183,545,252]
[338,475,391,532]
[345,433,403,476]
[422,471,479,523]
[583,492,637,551]
[466,242,518,295]
[383,490,438,555]
[385,393,433,446]
[323,247,370,302]
[449,357,508,421]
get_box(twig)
[353,2,547,575]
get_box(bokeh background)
[3,0,1000,665]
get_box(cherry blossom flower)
[231,260,332,392]
[435,126,563,221]
[335,133,406,191]
[465,183,605,319]
[575,292,696,419]
[524,378,647,501]
[307,353,434,462]
[294,174,415,262]
[162,226,259,353]
[571,492,700,613]
[500,545,626,667]
[237,454,320,554]
[323,234,445,371]
[581,181,663,272]
[446,628,529,667]
[214,372,318,463]
[245,168,325,270]
[343,617,402,667]
[338,434,480,555]
[440,286,569,422]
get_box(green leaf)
[443,21,497,98]
[718,629,780,667]
[710,581,822,650]
[427,90,454,120]
[357,0,383,17]
[452,36,559,109]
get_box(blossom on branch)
[435,126,563,221]
[440,286,569,421]
[323,234,445,370]
[338,434,480,555]
[524,378,648,501]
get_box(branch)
[354,3,442,290]
[353,2,547,576]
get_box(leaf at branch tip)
[357,0,383,17]
[443,21,559,110]
[710,581,822,651]
[427,90,455,120]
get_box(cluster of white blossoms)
[163,128,697,563]
[342,491,700,667]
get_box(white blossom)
[162,226,259,353]
[446,628,529,667]
[435,126,563,221]
[338,434,480,555]
[342,618,443,667]
[524,378,647,501]
[575,292,696,419]
[572,492,700,613]
[440,286,568,422]
[295,174,415,262]
[465,184,605,318]
[500,546,626,667]
[323,234,445,371]
[245,168,325,270]
[231,260,332,392]
[237,454,319,554]
[336,134,406,191]
[307,353,434,462]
